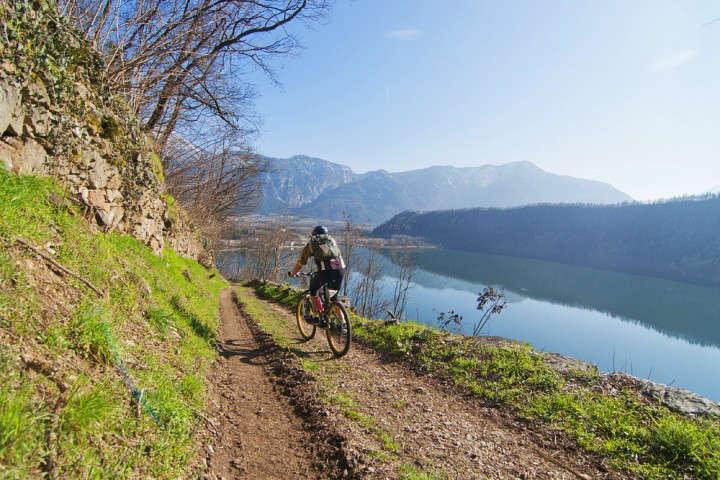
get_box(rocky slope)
[0,0,205,261]
[0,168,227,478]
[0,2,225,478]
[259,156,632,224]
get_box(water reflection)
[379,249,720,349]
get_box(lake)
[217,247,720,401]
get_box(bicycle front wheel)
[296,295,316,340]
[325,302,351,357]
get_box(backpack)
[311,234,343,271]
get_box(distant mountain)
[257,156,632,224]
[391,161,630,210]
[258,155,356,213]
[294,170,417,223]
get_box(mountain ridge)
[257,155,633,224]
[257,154,357,214]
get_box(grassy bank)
[253,282,720,480]
[0,168,226,478]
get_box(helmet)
[312,225,328,236]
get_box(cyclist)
[288,225,345,323]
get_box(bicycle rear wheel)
[296,295,316,340]
[325,302,351,357]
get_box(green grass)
[146,307,174,337]
[68,303,118,363]
[253,281,720,480]
[340,405,400,458]
[447,343,561,404]
[377,428,401,453]
[527,390,720,479]
[253,281,304,310]
[322,378,400,455]
[398,464,444,480]
[237,287,293,348]
[61,385,116,434]
[326,392,359,410]
[299,358,321,371]
[0,383,45,478]
[0,351,47,479]
[0,167,227,478]
[367,449,393,462]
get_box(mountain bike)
[294,272,351,357]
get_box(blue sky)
[249,0,720,200]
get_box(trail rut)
[201,289,327,480]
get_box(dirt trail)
[238,287,625,480]
[201,289,327,480]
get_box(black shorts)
[309,269,344,296]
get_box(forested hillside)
[373,195,720,286]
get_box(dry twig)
[15,238,106,298]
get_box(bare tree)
[214,249,245,282]
[163,131,265,243]
[351,250,388,319]
[60,0,330,146]
[435,287,507,335]
[339,212,359,297]
[388,253,415,320]
[436,310,464,333]
[58,0,331,245]
[242,225,294,282]
[472,287,507,336]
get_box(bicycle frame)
[294,271,352,357]
[298,272,337,317]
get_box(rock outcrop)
[536,351,720,418]
[606,372,720,418]
[0,1,206,260]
